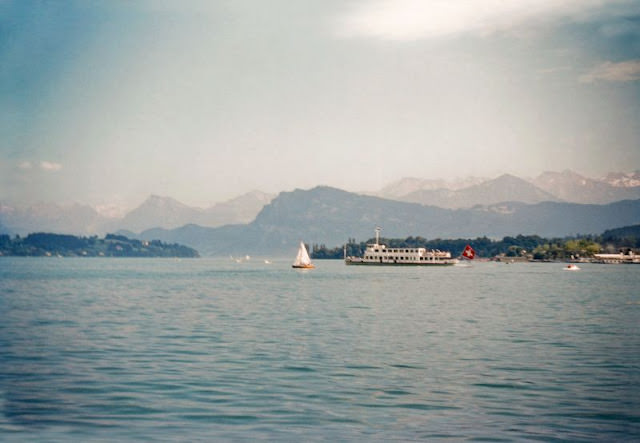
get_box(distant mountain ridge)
[399,174,559,208]
[0,202,109,236]
[532,170,640,204]
[135,186,640,256]
[117,195,203,233]
[379,170,640,208]
[115,191,275,233]
[377,176,487,199]
[602,171,640,188]
[2,170,640,237]
[0,191,275,236]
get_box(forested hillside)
[0,233,199,257]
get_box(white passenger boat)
[593,250,640,264]
[344,228,458,266]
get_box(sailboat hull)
[292,264,315,269]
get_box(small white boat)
[292,242,315,269]
[564,264,580,271]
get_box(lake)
[1,258,639,441]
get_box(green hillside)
[0,233,199,257]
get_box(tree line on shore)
[0,233,199,257]
[310,225,640,261]
[2,224,638,260]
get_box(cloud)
[40,161,63,171]
[336,0,624,41]
[579,60,640,83]
[16,161,62,171]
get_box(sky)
[1,0,640,212]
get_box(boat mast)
[375,226,381,246]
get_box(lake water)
[1,258,639,441]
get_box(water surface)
[1,258,638,441]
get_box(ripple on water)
[0,259,638,440]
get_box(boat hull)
[344,258,457,266]
[292,264,315,269]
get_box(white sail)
[293,242,312,267]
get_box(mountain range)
[375,176,488,199]
[396,174,560,208]
[1,170,640,252]
[0,191,274,236]
[133,186,640,256]
[531,170,640,204]
[377,170,640,208]
[115,191,274,233]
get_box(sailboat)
[292,241,315,269]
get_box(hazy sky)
[2,0,640,210]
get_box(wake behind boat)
[344,228,459,266]
[292,241,315,269]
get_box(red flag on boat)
[462,244,475,260]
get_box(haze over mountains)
[392,174,560,209]
[532,171,640,204]
[115,191,274,234]
[0,191,274,237]
[2,170,640,255]
[377,170,640,208]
